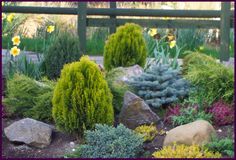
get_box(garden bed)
[2,118,234,158]
[2,15,234,158]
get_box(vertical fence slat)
[109,2,117,34]
[78,2,87,53]
[220,2,231,61]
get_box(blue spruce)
[129,64,189,108]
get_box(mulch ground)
[2,118,234,158]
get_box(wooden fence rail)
[2,2,234,61]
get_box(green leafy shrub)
[52,56,114,136]
[172,106,212,126]
[65,124,144,158]
[43,31,82,79]
[3,74,54,121]
[152,143,221,158]
[184,53,234,104]
[134,124,158,142]
[105,68,134,113]
[204,135,234,157]
[129,64,189,108]
[104,23,147,71]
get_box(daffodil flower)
[12,35,21,46]
[2,2,4,6]
[47,25,55,33]
[167,35,175,41]
[10,46,20,57]
[148,28,158,37]
[7,13,15,22]
[169,40,176,49]
[2,13,6,20]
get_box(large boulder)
[119,91,161,129]
[163,120,216,146]
[4,118,52,148]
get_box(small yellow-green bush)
[182,52,216,74]
[152,144,221,158]
[183,52,234,104]
[3,74,55,122]
[104,23,147,71]
[52,56,114,136]
[134,124,158,142]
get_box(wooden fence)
[3,2,234,61]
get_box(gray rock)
[4,118,52,148]
[114,65,143,83]
[119,91,161,129]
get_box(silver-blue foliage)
[66,124,144,158]
[129,64,189,108]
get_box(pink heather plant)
[164,105,181,124]
[209,100,234,126]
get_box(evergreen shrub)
[104,23,147,71]
[184,53,234,104]
[129,64,189,108]
[3,74,54,122]
[65,124,143,158]
[43,31,82,79]
[52,56,114,136]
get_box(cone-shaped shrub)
[43,31,82,79]
[129,64,189,108]
[104,23,147,71]
[52,56,114,136]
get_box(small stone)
[70,142,75,148]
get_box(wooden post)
[78,2,87,53]
[110,2,117,34]
[220,2,230,61]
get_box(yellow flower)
[47,25,55,33]
[148,28,158,37]
[167,35,175,41]
[2,2,4,6]
[7,13,15,22]
[12,35,21,46]
[10,46,20,57]
[199,46,204,51]
[169,40,176,49]
[2,13,6,20]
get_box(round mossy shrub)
[182,52,216,74]
[104,23,147,71]
[52,56,114,136]
[43,31,82,79]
